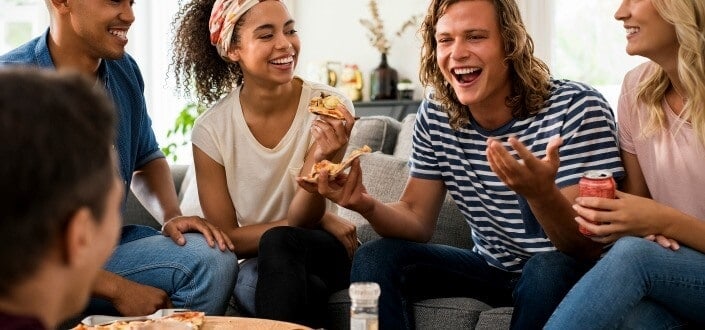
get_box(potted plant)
[161,102,206,162]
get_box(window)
[548,0,646,114]
[0,0,48,54]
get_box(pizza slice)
[73,311,205,330]
[302,145,372,183]
[308,92,346,120]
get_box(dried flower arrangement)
[359,0,421,55]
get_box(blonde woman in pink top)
[545,0,705,328]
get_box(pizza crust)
[301,145,372,183]
[73,311,205,330]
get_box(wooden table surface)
[203,316,311,330]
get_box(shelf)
[353,99,422,121]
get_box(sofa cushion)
[336,151,472,249]
[392,113,416,160]
[475,307,514,330]
[337,152,410,243]
[179,165,205,218]
[347,115,401,156]
[327,290,499,330]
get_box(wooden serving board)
[203,316,311,330]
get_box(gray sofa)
[124,114,513,329]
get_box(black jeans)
[255,226,351,328]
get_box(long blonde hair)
[419,0,551,130]
[637,0,705,145]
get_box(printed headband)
[209,0,279,58]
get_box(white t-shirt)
[191,78,353,226]
[618,63,705,220]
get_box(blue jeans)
[351,238,592,330]
[545,236,704,329]
[87,225,238,315]
[233,258,258,316]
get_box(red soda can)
[577,170,616,236]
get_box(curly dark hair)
[171,0,247,105]
[419,0,551,130]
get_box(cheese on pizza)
[308,93,345,120]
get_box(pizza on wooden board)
[301,145,372,183]
[308,93,346,120]
[72,311,205,330]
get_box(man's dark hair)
[0,67,117,295]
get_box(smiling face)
[226,1,300,86]
[434,0,510,110]
[62,0,135,60]
[614,0,678,64]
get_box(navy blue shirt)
[0,29,164,198]
[411,79,624,272]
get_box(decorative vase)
[369,53,398,100]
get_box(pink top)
[618,63,705,220]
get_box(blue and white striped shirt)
[410,79,624,272]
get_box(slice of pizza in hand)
[309,92,346,120]
[302,145,372,183]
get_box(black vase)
[369,53,398,100]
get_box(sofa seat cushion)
[328,290,501,329]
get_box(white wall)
[291,0,554,101]
[292,0,429,101]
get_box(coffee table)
[203,316,311,329]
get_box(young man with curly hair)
[300,0,624,329]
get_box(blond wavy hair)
[419,0,551,130]
[636,0,705,145]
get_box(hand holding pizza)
[298,157,374,217]
[309,93,356,163]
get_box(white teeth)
[626,27,639,35]
[271,56,294,64]
[453,67,479,75]
[109,30,127,38]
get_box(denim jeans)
[233,258,258,316]
[351,238,592,330]
[86,225,238,315]
[545,236,704,329]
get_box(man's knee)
[351,238,412,282]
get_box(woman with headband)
[171,0,358,327]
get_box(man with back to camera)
[0,67,122,329]
[0,0,237,317]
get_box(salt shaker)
[349,282,380,330]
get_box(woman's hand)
[310,104,355,163]
[297,158,373,215]
[321,213,359,259]
[162,216,235,252]
[573,190,675,246]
